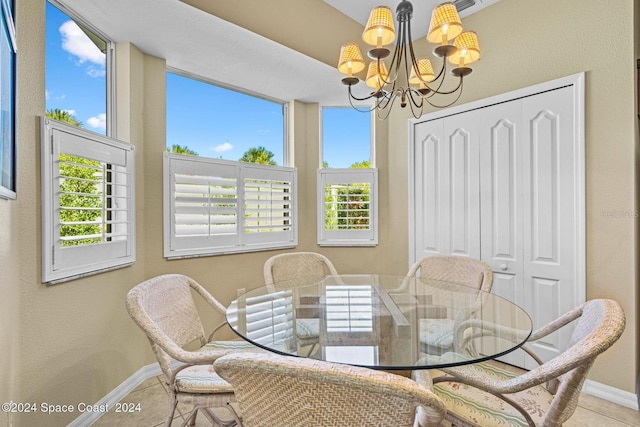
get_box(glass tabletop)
[226,274,532,371]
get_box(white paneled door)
[410,75,585,368]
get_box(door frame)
[408,72,585,305]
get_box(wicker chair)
[263,251,338,285]
[263,252,337,356]
[407,255,493,355]
[214,352,446,427]
[414,299,626,427]
[126,274,262,427]
[407,255,493,292]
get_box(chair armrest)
[453,318,531,352]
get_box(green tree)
[45,109,103,246]
[46,108,83,127]
[239,146,277,165]
[168,144,198,156]
[350,160,371,168]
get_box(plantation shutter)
[164,153,297,258]
[317,168,378,246]
[41,118,135,284]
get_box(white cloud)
[63,109,76,116]
[211,142,233,153]
[59,20,105,67]
[86,113,106,131]
[86,66,106,78]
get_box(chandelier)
[337,1,480,119]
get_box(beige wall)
[387,0,639,393]
[2,0,638,424]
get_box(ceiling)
[323,0,500,41]
[56,0,497,106]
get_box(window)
[321,107,371,168]
[45,0,113,136]
[164,153,297,258]
[0,0,16,199]
[166,72,286,165]
[41,118,135,284]
[318,168,378,246]
[318,108,377,246]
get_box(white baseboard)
[67,361,169,427]
[583,379,639,411]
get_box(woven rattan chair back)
[264,252,338,286]
[407,255,493,292]
[126,274,219,378]
[215,352,446,427]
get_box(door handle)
[500,263,508,271]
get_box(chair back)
[408,255,493,292]
[214,352,446,427]
[125,274,221,380]
[264,252,338,286]
[545,298,625,425]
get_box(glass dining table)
[226,274,532,372]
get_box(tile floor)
[92,371,640,427]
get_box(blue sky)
[45,2,371,168]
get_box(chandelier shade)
[365,60,389,90]
[362,6,396,47]
[409,58,435,86]
[336,0,482,119]
[427,2,463,44]
[449,31,480,67]
[338,42,366,76]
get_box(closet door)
[521,86,577,363]
[478,101,524,306]
[411,76,584,368]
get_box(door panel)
[413,120,446,258]
[479,102,523,305]
[444,111,480,259]
[522,86,576,364]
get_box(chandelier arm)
[402,20,415,89]
[347,84,381,102]
[421,57,450,96]
[347,95,377,113]
[405,19,446,90]
[375,95,396,120]
[426,75,464,97]
[406,87,424,108]
[423,78,465,108]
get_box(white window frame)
[47,0,116,136]
[41,118,136,284]
[163,153,297,259]
[0,0,16,199]
[317,168,378,246]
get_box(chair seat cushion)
[432,362,554,427]
[174,340,268,394]
[419,318,455,349]
[174,364,234,394]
